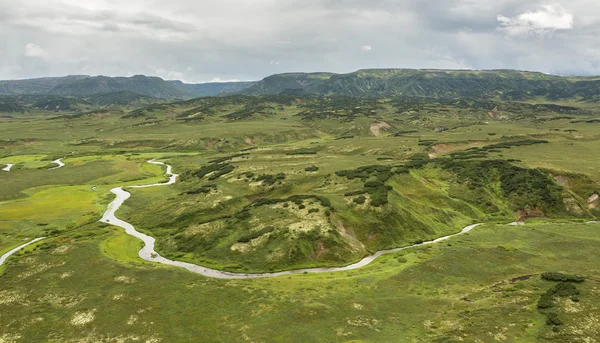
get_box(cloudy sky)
[1,0,599,82]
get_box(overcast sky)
[1,0,599,82]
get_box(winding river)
[0,237,46,267]
[49,159,65,170]
[0,158,63,265]
[100,160,482,279]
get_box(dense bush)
[256,173,286,186]
[237,226,276,243]
[336,165,394,181]
[285,150,317,155]
[336,165,398,207]
[537,290,555,309]
[546,312,563,326]
[223,104,275,120]
[541,272,585,283]
[553,282,580,297]
[482,139,548,150]
[208,153,249,164]
[235,209,251,220]
[344,190,367,197]
[335,135,354,140]
[249,194,333,210]
[186,184,217,194]
[190,163,235,180]
[537,278,582,310]
[364,180,384,188]
[393,130,418,136]
[435,159,563,213]
[353,196,366,204]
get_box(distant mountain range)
[2,69,600,103]
[243,69,600,102]
[0,91,167,113]
[0,75,256,99]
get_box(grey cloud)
[1,0,600,82]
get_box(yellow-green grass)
[499,138,600,182]
[0,154,179,254]
[0,154,53,169]
[1,95,600,341]
[99,228,147,266]
[0,221,599,342]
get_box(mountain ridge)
[3,68,600,101]
[0,75,256,99]
[242,68,600,101]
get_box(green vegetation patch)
[541,272,585,283]
[188,163,234,180]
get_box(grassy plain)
[1,221,599,342]
[0,95,599,342]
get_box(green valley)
[1,82,600,342]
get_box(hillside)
[0,92,165,113]
[2,91,600,342]
[170,81,256,97]
[243,69,600,101]
[0,75,256,99]
[47,75,191,99]
[0,75,89,95]
[241,73,334,95]
[5,69,600,101]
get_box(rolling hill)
[0,75,256,99]
[4,69,600,102]
[170,80,256,97]
[0,92,167,113]
[243,69,600,101]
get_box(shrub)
[546,312,563,326]
[537,291,555,309]
[308,208,319,213]
[237,226,276,243]
[234,210,251,220]
[191,163,234,180]
[305,165,319,172]
[553,282,580,297]
[354,196,366,204]
[537,281,581,309]
[208,165,234,180]
[541,272,585,283]
[208,153,249,164]
[256,173,286,186]
[285,150,317,155]
[314,196,332,209]
[186,184,217,194]
[344,190,367,197]
[364,181,384,188]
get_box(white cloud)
[23,43,48,58]
[2,0,600,80]
[497,4,574,36]
[208,77,244,83]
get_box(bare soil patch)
[369,122,391,136]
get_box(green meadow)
[1,95,599,342]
